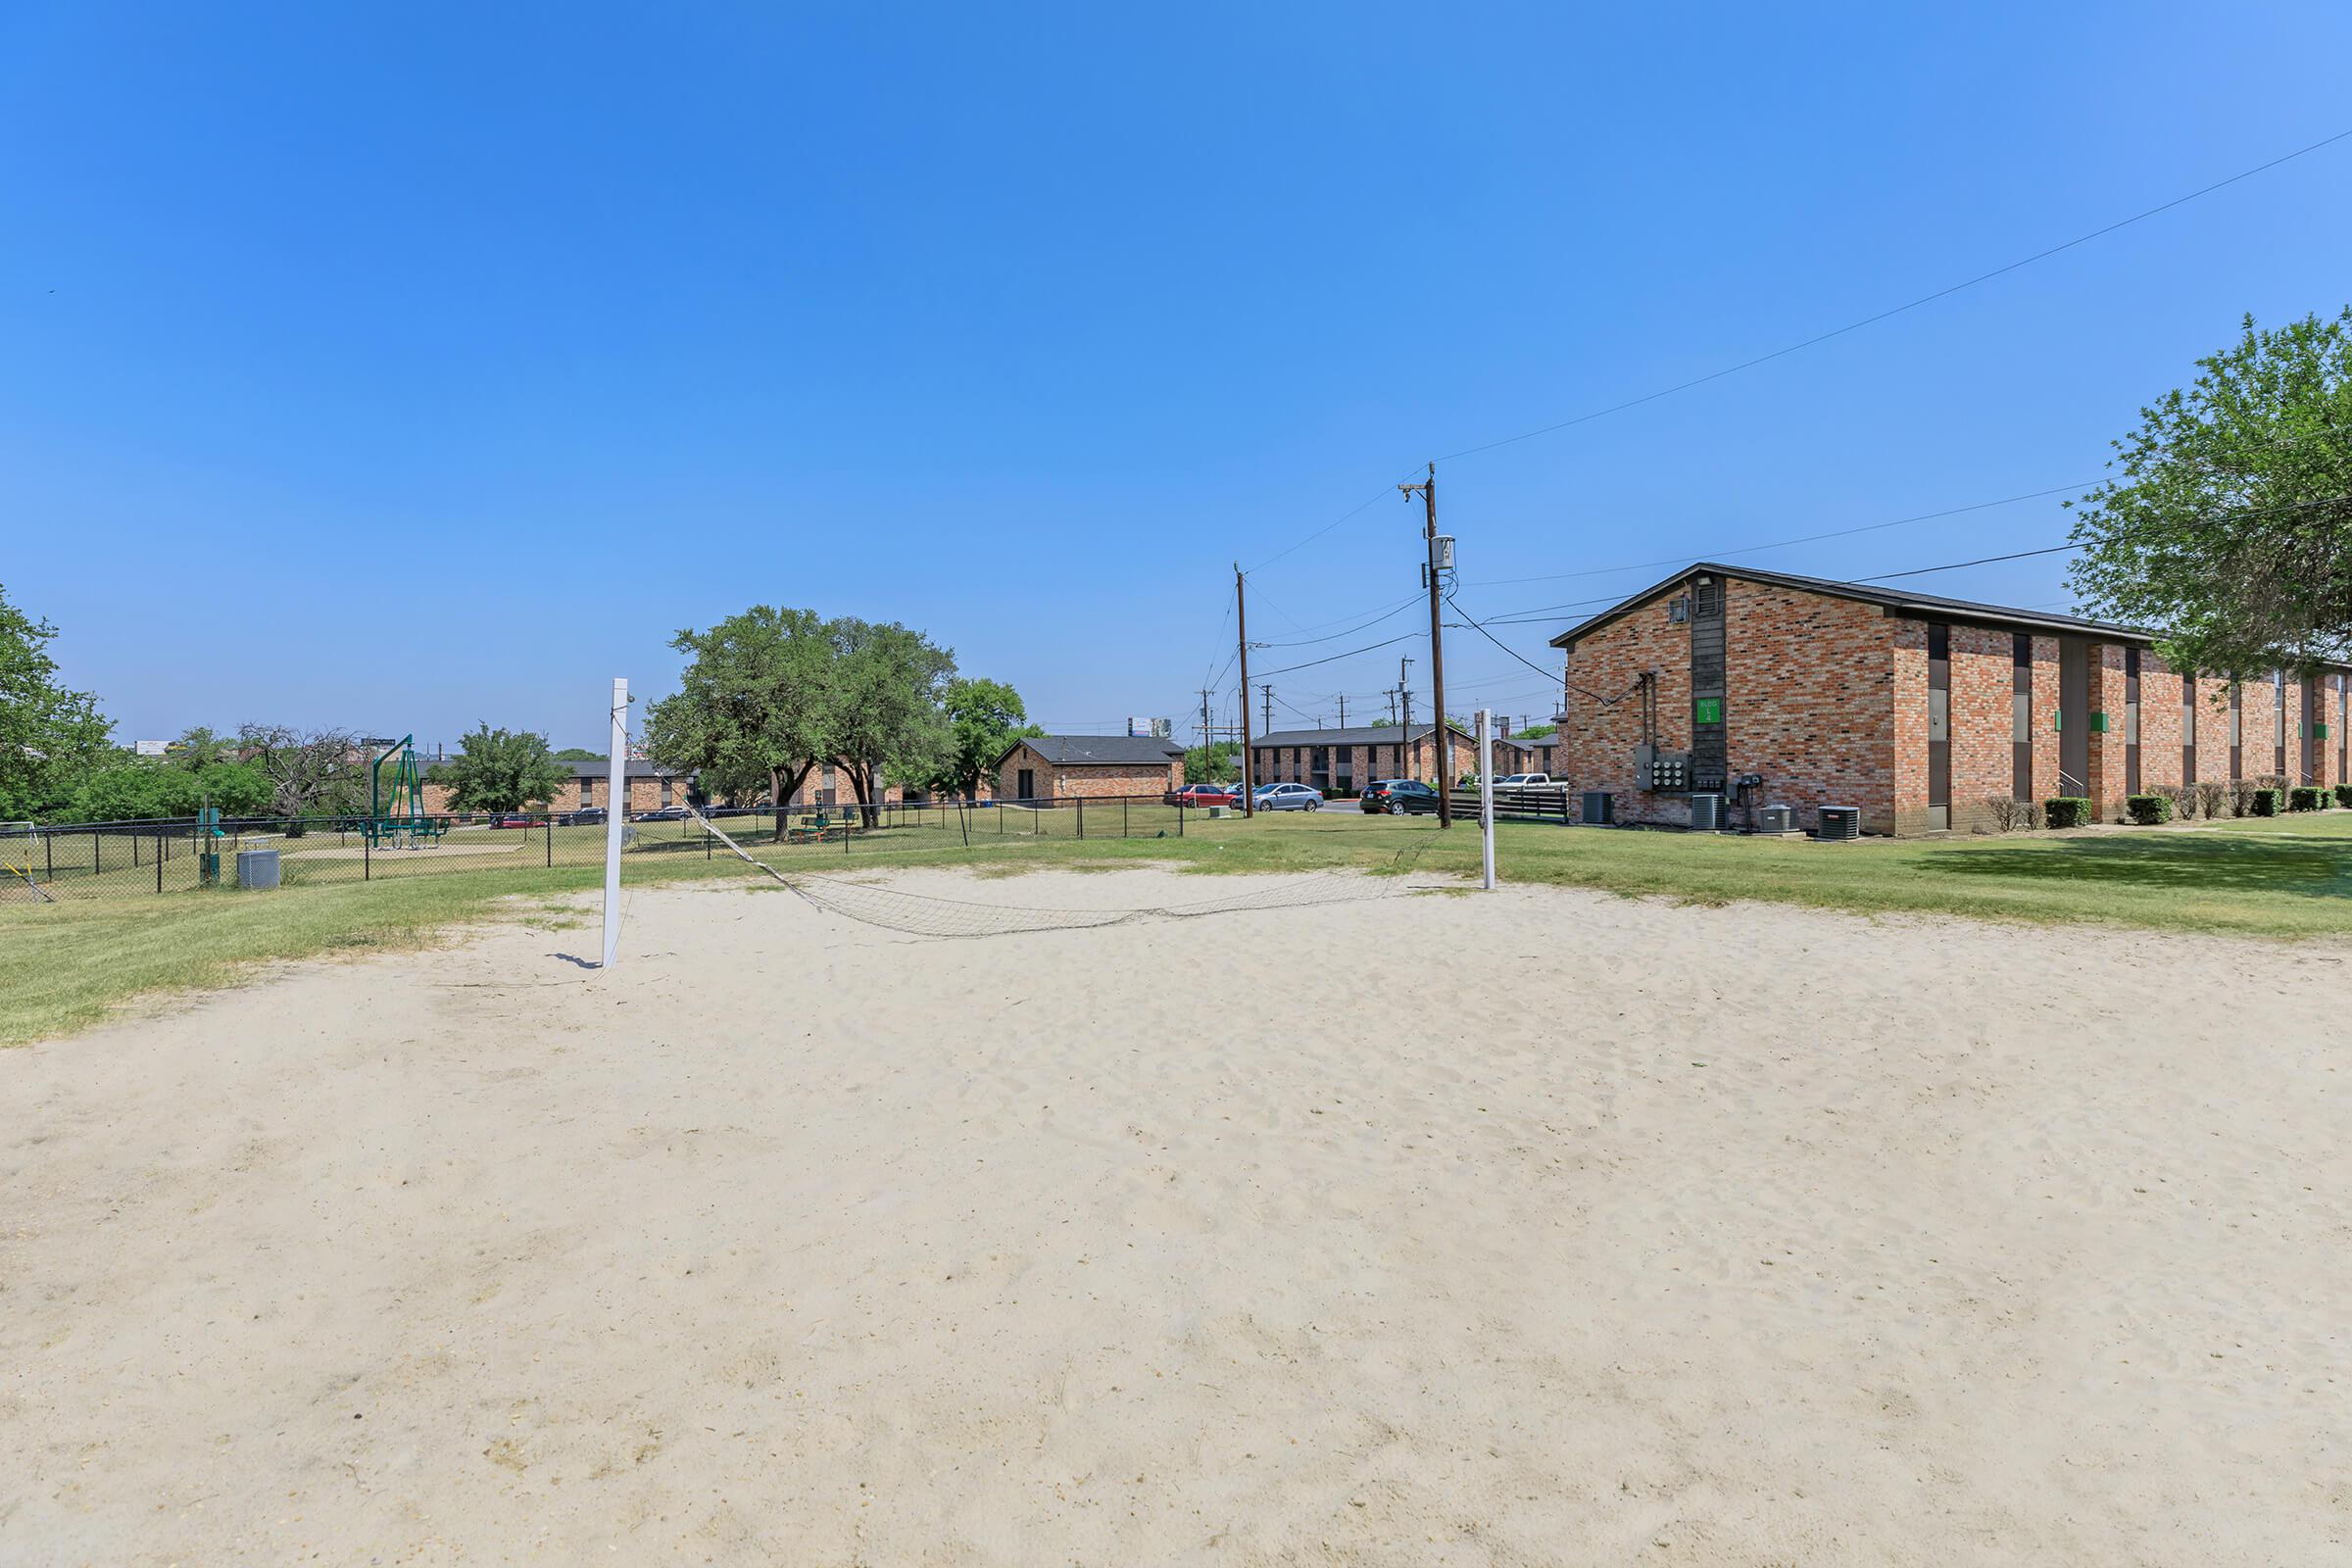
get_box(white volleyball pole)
[1477,707,1496,891]
[601,676,627,968]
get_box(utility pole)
[1235,566,1254,818]
[1398,656,1415,774]
[1336,694,1348,728]
[1400,462,1450,826]
[1259,684,1274,738]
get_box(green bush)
[2336,784,2352,808]
[2288,786,2325,812]
[2042,796,2092,829]
[2248,788,2280,816]
[2125,794,2173,825]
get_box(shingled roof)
[996,734,1184,767]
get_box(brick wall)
[2029,636,2062,800]
[1891,620,1929,834]
[1945,624,2014,833]
[2138,655,2185,797]
[2083,644,2129,821]
[1559,585,1695,827]
[1732,586,1899,834]
[996,743,1179,802]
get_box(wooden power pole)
[1235,565,1254,818]
[1400,463,1450,826]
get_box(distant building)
[994,735,1185,802]
[1248,722,1484,796]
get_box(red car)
[489,812,537,829]
[1164,783,1241,808]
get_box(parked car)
[1359,778,1440,814]
[555,807,607,826]
[488,812,537,829]
[1494,773,1554,787]
[631,806,693,822]
[1165,782,1240,808]
[1250,782,1324,811]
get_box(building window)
[661,778,673,808]
[581,776,595,807]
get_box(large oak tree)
[2068,309,2352,678]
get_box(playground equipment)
[1,822,45,903]
[198,804,224,887]
[364,735,445,848]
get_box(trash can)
[236,848,281,890]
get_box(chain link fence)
[0,795,1197,906]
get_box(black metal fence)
[0,795,1196,906]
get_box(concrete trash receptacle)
[236,848,281,890]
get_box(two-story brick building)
[1548,561,2351,835]
[1248,722,1485,796]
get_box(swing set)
[364,736,447,848]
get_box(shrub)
[2042,796,2092,829]
[2337,784,2352,808]
[1984,797,2038,832]
[2158,783,2195,820]
[2196,780,2230,820]
[2289,786,2325,812]
[2248,787,2280,816]
[2229,781,2257,817]
[2125,794,2173,825]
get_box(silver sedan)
[1250,783,1326,811]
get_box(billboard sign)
[135,739,168,757]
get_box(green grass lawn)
[6,806,2350,1047]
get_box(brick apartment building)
[995,735,1184,802]
[1249,722,1485,796]
[421,760,685,816]
[1549,562,2352,836]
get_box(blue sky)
[6,4,2349,751]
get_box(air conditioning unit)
[1818,806,1861,841]
[1757,805,1793,834]
[1580,791,1614,825]
[1690,793,1724,832]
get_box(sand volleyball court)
[3,868,2345,1564]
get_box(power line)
[1234,129,2349,582]
[1252,595,1426,648]
[1430,129,2352,464]
[1251,630,1426,679]
[1462,482,2092,587]
[1856,542,2082,580]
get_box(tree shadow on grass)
[1920,831,2352,900]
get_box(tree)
[1184,740,1237,784]
[0,584,113,821]
[644,607,835,838]
[2068,309,2352,678]
[430,724,568,812]
[825,618,955,825]
[932,677,1039,799]
[552,747,604,763]
[74,754,271,821]
[1513,721,1557,739]
[236,724,368,818]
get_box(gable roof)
[998,734,1184,767]
[1547,561,2159,652]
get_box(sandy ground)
[3,867,2348,1565]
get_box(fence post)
[957,800,969,847]
[1178,802,1185,837]
[365,829,370,881]
[94,831,101,875]
[156,833,164,894]
[1077,798,1085,840]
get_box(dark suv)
[1359,778,1440,814]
